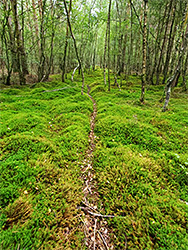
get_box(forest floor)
[0,70,188,249]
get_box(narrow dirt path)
[78,86,114,250]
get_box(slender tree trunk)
[121,33,127,76]
[115,0,122,76]
[128,3,133,75]
[162,23,188,111]
[62,0,72,82]
[103,26,108,86]
[2,20,12,85]
[107,0,112,91]
[162,4,177,84]
[150,4,168,84]
[63,0,85,94]
[140,0,148,103]
[156,0,173,85]
[11,0,28,84]
[44,0,55,81]
[32,0,40,51]
[182,49,188,91]
[3,0,17,73]
[92,32,98,71]
[38,0,46,82]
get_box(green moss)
[0,70,187,249]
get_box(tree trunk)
[103,25,108,86]
[2,20,12,85]
[150,3,168,84]
[140,0,148,103]
[156,0,173,85]
[32,0,40,51]
[162,23,188,111]
[128,3,133,75]
[11,0,28,84]
[38,0,46,82]
[182,49,188,91]
[107,0,112,91]
[43,0,55,81]
[62,0,72,82]
[162,4,177,84]
[63,0,85,95]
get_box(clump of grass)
[4,197,33,229]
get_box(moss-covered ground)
[0,70,188,249]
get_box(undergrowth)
[0,70,188,249]
[91,74,188,249]
[0,76,91,249]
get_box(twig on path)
[125,236,128,250]
[93,218,97,250]
[78,207,115,218]
[98,230,109,250]
[81,200,98,212]
[80,216,89,235]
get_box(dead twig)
[81,201,98,212]
[78,207,115,218]
[98,230,109,250]
[93,218,97,250]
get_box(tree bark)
[43,0,55,81]
[107,0,112,91]
[162,4,177,84]
[162,23,188,111]
[38,0,46,82]
[156,0,173,85]
[182,49,188,91]
[103,25,108,86]
[63,0,85,95]
[62,0,72,82]
[140,0,148,103]
[10,0,28,84]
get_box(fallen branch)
[78,207,115,218]
[71,64,79,82]
[81,201,98,212]
[98,230,109,250]
[93,219,97,250]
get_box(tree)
[62,0,72,82]
[162,22,188,111]
[63,0,85,94]
[140,0,148,103]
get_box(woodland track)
[79,85,114,250]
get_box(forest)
[0,0,188,249]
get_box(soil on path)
[78,85,114,250]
